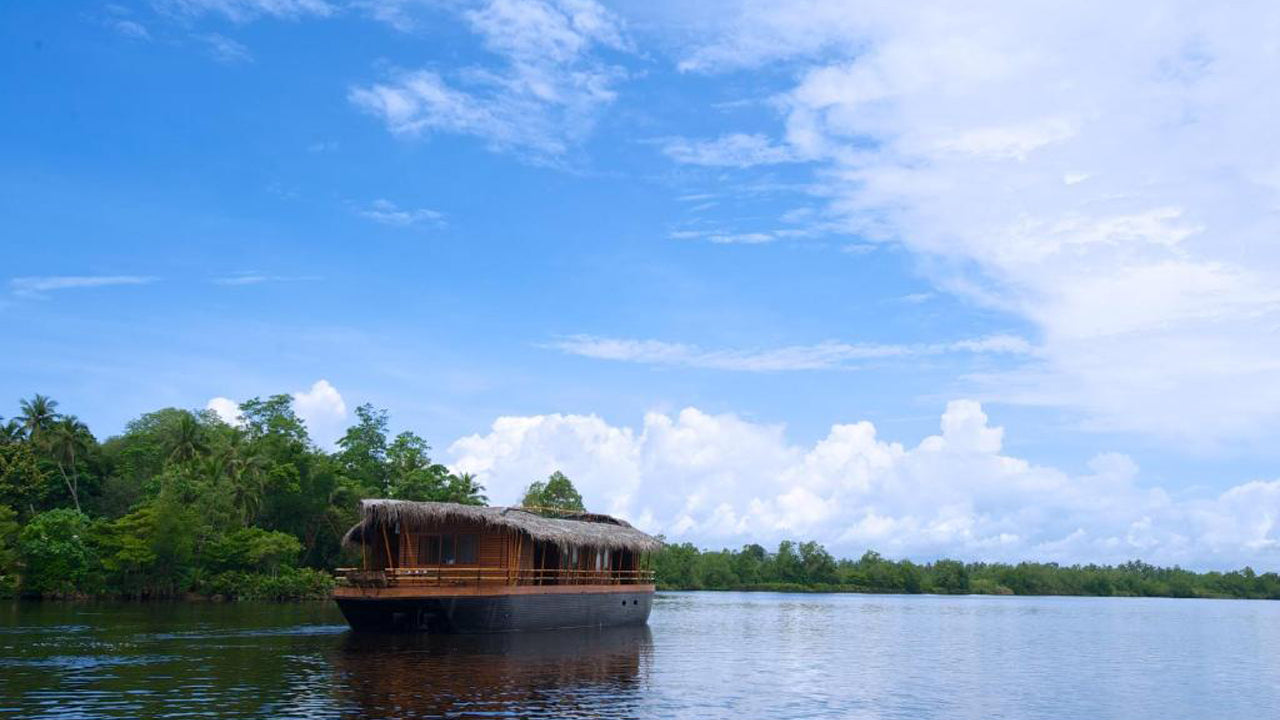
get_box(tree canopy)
[520,471,585,512]
[2,392,1279,603]
[650,542,1280,599]
[0,393,486,599]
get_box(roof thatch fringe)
[341,500,663,553]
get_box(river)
[2,592,1278,719]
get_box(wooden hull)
[334,585,655,633]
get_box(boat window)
[456,534,478,564]
[415,532,479,565]
[419,535,440,564]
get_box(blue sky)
[5,1,1280,567]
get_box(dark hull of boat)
[336,589,654,633]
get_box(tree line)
[0,394,484,599]
[3,393,1278,602]
[651,543,1280,600]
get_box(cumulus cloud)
[349,0,629,158]
[546,333,1032,371]
[658,1,1280,445]
[205,379,347,447]
[449,400,1280,569]
[291,379,347,448]
[205,397,242,425]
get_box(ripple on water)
[1,595,1279,719]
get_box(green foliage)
[0,392,489,600]
[95,498,198,597]
[336,404,389,494]
[521,471,585,512]
[18,508,93,596]
[7,393,1280,605]
[240,395,310,446]
[929,559,971,594]
[0,505,20,596]
[161,411,209,465]
[198,568,334,600]
[0,442,48,515]
[18,394,59,440]
[204,527,302,575]
[46,416,94,512]
[653,543,1280,600]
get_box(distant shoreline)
[656,585,1278,601]
[652,543,1280,601]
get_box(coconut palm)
[450,472,487,506]
[224,441,268,525]
[163,412,208,465]
[0,418,22,445]
[47,416,91,512]
[18,394,59,440]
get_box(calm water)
[1,592,1279,719]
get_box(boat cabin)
[339,500,660,588]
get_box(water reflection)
[331,626,653,719]
[4,596,1280,720]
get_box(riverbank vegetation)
[3,393,1278,602]
[651,542,1280,600]
[0,394,483,599]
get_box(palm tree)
[223,440,268,525]
[448,471,488,506]
[163,412,208,464]
[48,416,91,512]
[18,394,59,440]
[0,418,22,445]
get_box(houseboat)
[334,500,661,633]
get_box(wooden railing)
[335,566,655,588]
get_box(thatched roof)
[341,500,663,553]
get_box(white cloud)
[349,0,628,157]
[662,133,796,167]
[546,333,1032,371]
[112,20,151,40]
[659,1,1280,445]
[10,275,156,298]
[211,272,321,285]
[205,397,243,425]
[157,0,335,22]
[199,33,253,64]
[356,199,445,227]
[669,229,781,245]
[351,0,418,31]
[292,379,347,448]
[206,380,347,445]
[449,400,1280,568]
[669,226,830,245]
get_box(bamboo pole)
[381,522,395,570]
[515,532,524,586]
